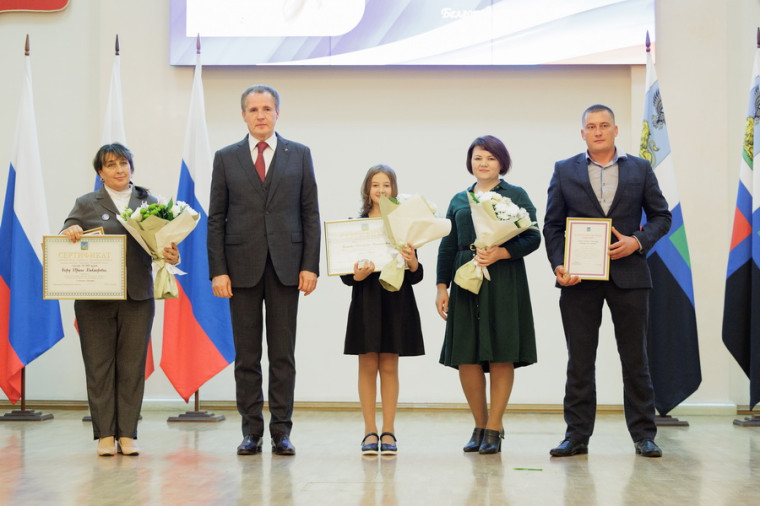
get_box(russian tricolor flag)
[0,47,64,403]
[161,48,234,402]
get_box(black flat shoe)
[549,439,588,457]
[634,439,662,457]
[271,433,296,456]
[478,429,503,454]
[379,432,397,455]
[463,428,485,452]
[361,432,379,455]
[237,435,263,455]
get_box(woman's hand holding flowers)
[474,246,510,268]
[162,242,180,266]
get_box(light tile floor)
[0,409,758,505]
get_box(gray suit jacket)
[63,185,156,300]
[543,152,671,289]
[207,133,321,287]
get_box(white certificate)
[324,218,397,276]
[43,235,127,299]
[564,218,612,280]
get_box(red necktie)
[255,141,267,181]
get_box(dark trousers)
[558,281,657,444]
[229,258,299,437]
[75,298,154,439]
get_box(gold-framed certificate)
[564,218,612,280]
[42,235,127,299]
[324,218,397,276]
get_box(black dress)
[341,264,425,356]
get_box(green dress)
[436,180,540,371]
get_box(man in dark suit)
[543,104,671,458]
[208,85,320,456]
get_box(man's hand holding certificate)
[562,217,612,281]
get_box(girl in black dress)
[341,164,425,455]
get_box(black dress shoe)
[549,439,588,457]
[478,429,504,454]
[237,435,263,455]
[634,439,662,457]
[463,428,485,452]
[271,433,296,456]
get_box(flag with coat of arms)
[722,36,760,411]
[639,38,701,415]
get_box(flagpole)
[0,36,54,423]
[166,35,225,423]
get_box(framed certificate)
[42,235,127,299]
[324,218,397,276]
[564,218,612,280]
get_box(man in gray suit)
[208,85,320,456]
[543,104,671,458]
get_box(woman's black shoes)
[463,428,485,452]
[478,429,504,454]
[361,433,379,455]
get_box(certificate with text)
[564,218,612,280]
[43,235,127,299]
[324,218,396,276]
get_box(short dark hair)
[93,143,133,175]
[582,104,615,126]
[466,135,511,176]
[360,164,398,217]
[241,84,280,112]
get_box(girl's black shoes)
[380,432,397,455]
[361,433,379,455]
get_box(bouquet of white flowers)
[378,194,451,291]
[118,198,200,299]
[454,191,536,294]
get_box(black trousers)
[75,297,154,439]
[558,281,657,444]
[229,257,300,437]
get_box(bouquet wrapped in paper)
[378,194,451,291]
[117,198,200,299]
[454,191,536,294]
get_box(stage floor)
[0,408,757,505]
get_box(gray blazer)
[207,133,321,287]
[63,185,156,300]
[543,153,671,289]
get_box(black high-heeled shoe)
[463,428,485,452]
[478,429,504,454]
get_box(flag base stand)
[0,369,54,421]
[655,415,689,427]
[167,390,225,423]
[0,409,53,422]
[733,415,760,427]
[167,410,225,423]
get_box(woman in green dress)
[435,135,540,454]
